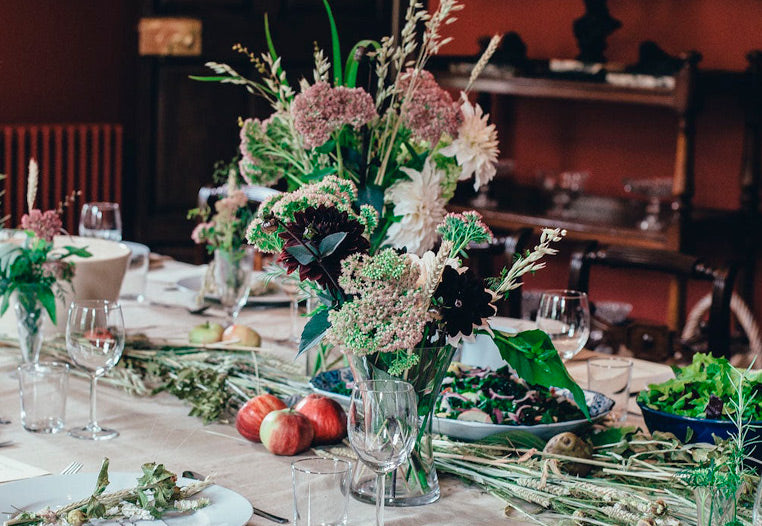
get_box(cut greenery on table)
[638,353,762,421]
[5,458,211,526]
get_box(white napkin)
[0,454,49,483]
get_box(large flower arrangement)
[196,0,588,504]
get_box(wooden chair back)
[568,242,737,358]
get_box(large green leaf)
[37,286,57,324]
[343,39,380,88]
[321,0,342,85]
[490,329,590,420]
[298,309,330,358]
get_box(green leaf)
[490,329,591,420]
[285,244,316,266]
[315,139,337,154]
[343,39,380,87]
[318,232,347,258]
[297,309,330,358]
[357,184,385,216]
[590,425,639,447]
[37,287,57,324]
[62,246,92,258]
[321,0,342,85]
[478,429,547,450]
[263,13,280,65]
[93,458,110,496]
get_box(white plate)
[177,274,292,306]
[0,473,253,526]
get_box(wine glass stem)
[375,472,385,526]
[290,298,298,342]
[89,375,100,431]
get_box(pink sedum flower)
[191,221,214,244]
[398,69,461,146]
[20,209,62,242]
[292,82,377,148]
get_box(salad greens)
[637,353,762,421]
[435,363,585,425]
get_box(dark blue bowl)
[638,401,762,459]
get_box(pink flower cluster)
[191,221,214,244]
[398,69,461,146]
[215,189,248,218]
[292,82,377,148]
[20,209,62,242]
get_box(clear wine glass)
[78,202,123,241]
[348,380,418,526]
[278,275,301,344]
[65,300,125,440]
[536,290,590,361]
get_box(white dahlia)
[440,93,499,191]
[385,160,447,255]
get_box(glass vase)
[13,289,44,365]
[348,344,456,506]
[212,248,253,324]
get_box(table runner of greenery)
[1,335,757,525]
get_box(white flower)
[385,159,447,255]
[440,93,499,191]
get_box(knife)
[182,470,290,524]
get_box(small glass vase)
[13,289,45,365]
[212,248,253,324]
[348,344,457,507]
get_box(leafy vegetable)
[637,353,762,420]
[436,363,586,426]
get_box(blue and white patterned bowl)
[311,368,614,441]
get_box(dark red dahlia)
[277,205,369,289]
[433,266,497,339]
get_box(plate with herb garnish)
[0,459,252,526]
[310,364,613,441]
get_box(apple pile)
[188,322,261,347]
[236,393,347,456]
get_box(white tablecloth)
[0,260,674,525]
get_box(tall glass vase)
[212,248,253,324]
[13,289,44,365]
[348,344,456,507]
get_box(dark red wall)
[431,0,762,327]
[0,1,138,124]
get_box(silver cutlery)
[182,470,289,524]
[60,461,84,475]
[150,302,212,315]
[0,440,14,448]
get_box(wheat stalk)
[26,158,38,212]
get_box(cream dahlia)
[384,160,447,255]
[440,93,499,191]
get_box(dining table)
[0,258,676,526]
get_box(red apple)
[294,394,347,444]
[260,409,314,456]
[236,394,287,442]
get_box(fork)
[60,461,83,475]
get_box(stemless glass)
[79,202,123,241]
[65,300,125,440]
[536,290,590,360]
[348,380,417,526]
[278,275,301,344]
